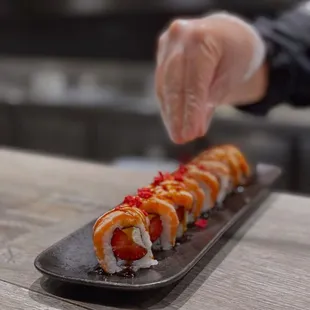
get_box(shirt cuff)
[236,16,298,116]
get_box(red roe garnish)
[173,171,184,182]
[152,172,164,186]
[153,170,186,187]
[152,171,171,186]
[177,164,188,175]
[137,187,153,199]
[123,195,142,207]
[197,164,206,171]
[164,172,173,179]
[195,219,208,229]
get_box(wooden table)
[1,148,310,310]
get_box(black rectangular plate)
[34,163,281,291]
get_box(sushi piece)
[136,187,180,250]
[191,159,233,205]
[197,148,239,187]
[150,172,194,238]
[172,171,205,224]
[154,171,205,225]
[93,201,157,274]
[175,165,220,214]
[197,145,251,187]
[220,144,251,184]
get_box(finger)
[156,21,185,134]
[155,32,172,135]
[155,32,169,103]
[182,30,218,141]
[160,20,189,143]
[157,18,189,66]
[162,47,185,144]
[156,32,169,66]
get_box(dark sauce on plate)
[93,264,105,275]
[90,264,136,278]
[201,210,211,219]
[88,264,107,277]
[117,268,136,278]
[177,233,192,244]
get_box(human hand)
[155,12,266,144]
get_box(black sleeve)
[237,1,310,116]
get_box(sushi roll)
[191,160,233,205]
[136,187,179,250]
[93,201,157,274]
[92,144,252,276]
[175,165,220,214]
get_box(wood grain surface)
[0,281,87,310]
[0,148,309,309]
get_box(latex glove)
[155,12,266,144]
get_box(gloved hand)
[155,12,266,144]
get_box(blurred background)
[0,0,308,194]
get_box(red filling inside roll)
[176,206,185,222]
[111,228,147,261]
[149,215,163,242]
